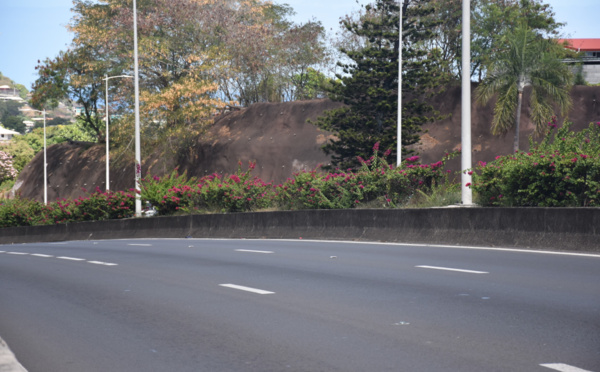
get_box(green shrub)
[471,119,600,207]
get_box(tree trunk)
[514,89,523,153]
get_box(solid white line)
[219,284,275,295]
[0,251,5,253]
[267,239,600,258]
[416,265,489,274]
[540,363,594,372]
[57,256,86,261]
[49,242,67,245]
[31,254,54,258]
[235,249,274,254]
[128,244,152,246]
[6,252,29,255]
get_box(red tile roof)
[558,39,600,52]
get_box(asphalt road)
[1,239,599,372]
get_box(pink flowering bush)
[0,197,47,227]
[0,151,18,184]
[143,162,275,214]
[471,120,600,206]
[274,144,455,209]
[0,187,134,227]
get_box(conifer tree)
[315,0,445,169]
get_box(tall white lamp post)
[397,0,403,166]
[133,0,142,217]
[20,108,47,204]
[103,74,132,191]
[461,0,473,205]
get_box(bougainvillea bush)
[0,188,135,228]
[471,120,600,207]
[142,162,275,215]
[274,144,455,210]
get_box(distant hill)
[0,71,28,100]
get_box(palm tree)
[475,23,572,152]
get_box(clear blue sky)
[0,0,597,90]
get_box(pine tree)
[315,0,445,169]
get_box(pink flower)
[478,161,487,167]
[373,142,380,151]
[406,156,420,162]
[465,183,471,187]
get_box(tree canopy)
[31,0,330,143]
[475,22,572,152]
[314,0,446,169]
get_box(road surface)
[1,239,599,371]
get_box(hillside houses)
[560,39,600,84]
[0,126,21,142]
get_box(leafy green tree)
[0,100,24,122]
[3,116,26,134]
[32,48,105,138]
[0,139,35,172]
[475,22,572,152]
[315,0,445,169]
[426,0,564,81]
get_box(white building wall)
[583,64,600,85]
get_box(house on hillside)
[559,39,600,84]
[0,126,21,142]
[23,120,34,132]
[0,84,24,102]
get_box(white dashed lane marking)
[0,251,118,266]
[57,256,86,261]
[219,284,275,295]
[235,249,274,254]
[540,363,594,372]
[87,261,118,266]
[416,265,489,274]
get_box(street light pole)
[42,109,47,205]
[19,108,47,204]
[397,0,403,166]
[133,0,142,217]
[103,74,133,192]
[461,0,473,205]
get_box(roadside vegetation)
[3,119,600,229]
[0,145,461,228]
[471,120,600,207]
[1,0,599,228]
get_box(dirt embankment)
[12,87,600,202]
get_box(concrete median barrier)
[0,208,598,253]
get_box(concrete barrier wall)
[1,208,599,252]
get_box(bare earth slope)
[12,87,600,202]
